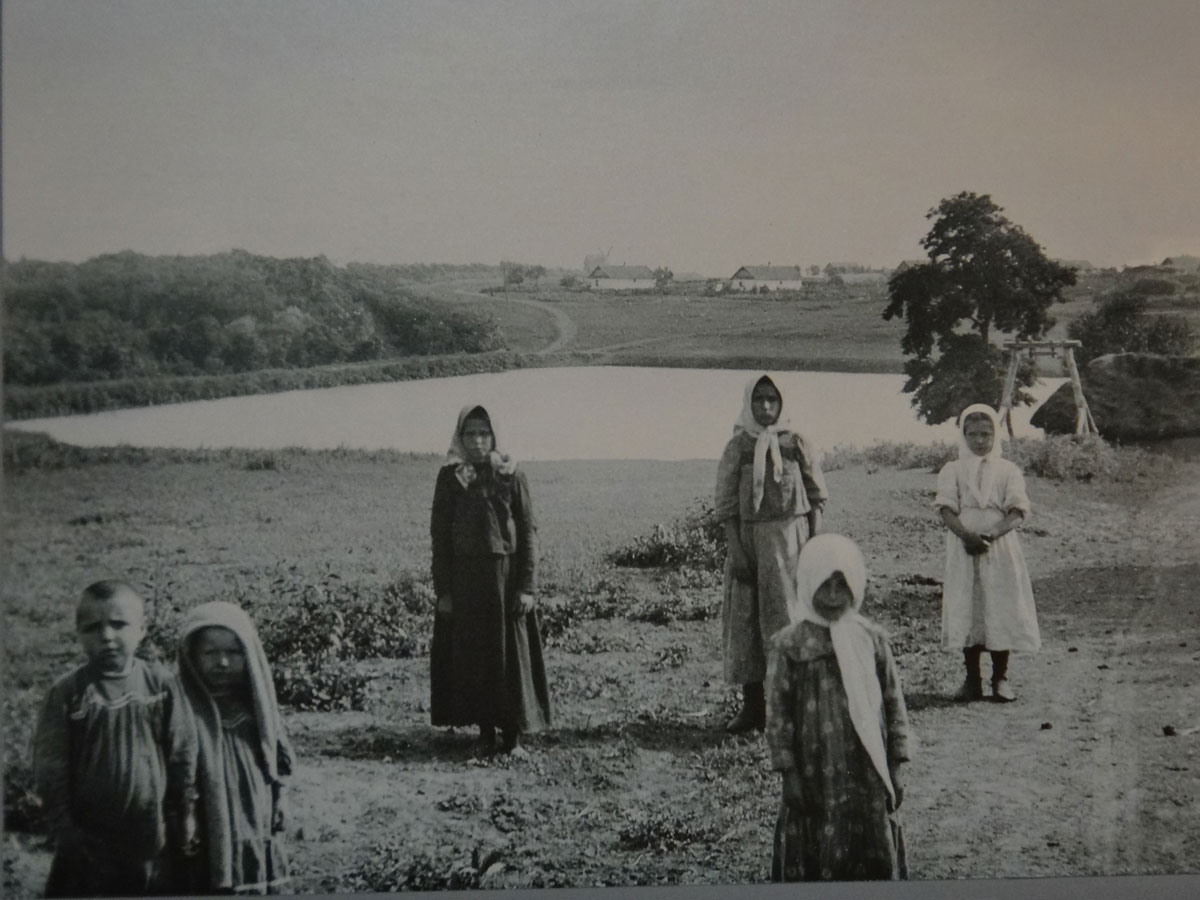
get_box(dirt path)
[905,475,1200,879]
[449,287,577,354]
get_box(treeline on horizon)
[3,250,507,387]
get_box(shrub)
[252,570,428,663]
[272,659,370,712]
[628,591,718,626]
[3,695,46,833]
[1068,290,1194,364]
[1007,434,1169,482]
[610,500,724,571]
[617,810,721,852]
[1127,277,1177,296]
[822,440,956,472]
[348,842,506,893]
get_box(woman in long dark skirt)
[429,404,551,757]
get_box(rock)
[1031,353,1200,441]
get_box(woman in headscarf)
[934,403,1039,702]
[177,601,293,895]
[766,533,911,882]
[714,374,828,732]
[429,404,550,757]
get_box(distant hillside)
[3,251,504,386]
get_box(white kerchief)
[732,375,791,513]
[957,403,1003,507]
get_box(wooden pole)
[1063,346,1096,435]
[998,350,1020,437]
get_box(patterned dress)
[766,620,910,881]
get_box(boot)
[725,682,766,733]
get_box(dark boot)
[954,646,984,702]
[725,682,766,733]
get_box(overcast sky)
[3,0,1197,276]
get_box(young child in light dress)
[934,403,1040,702]
[32,580,198,897]
[178,601,294,894]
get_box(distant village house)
[729,265,804,292]
[588,265,657,290]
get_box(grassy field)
[6,431,1199,893]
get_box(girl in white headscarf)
[715,374,828,732]
[766,534,911,882]
[934,403,1039,702]
[430,404,551,757]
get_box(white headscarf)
[732,375,793,513]
[790,534,894,805]
[956,403,1004,507]
[446,404,517,487]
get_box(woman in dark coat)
[429,404,551,756]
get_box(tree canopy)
[3,251,502,386]
[1067,290,1193,365]
[883,192,1077,424]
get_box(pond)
[7,367,1067,461]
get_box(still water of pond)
[8,367,1067,461]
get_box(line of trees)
[4,251,502,387]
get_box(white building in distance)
[729,265,804,292]
[588,265,657,290]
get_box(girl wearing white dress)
[934,404,1039,702]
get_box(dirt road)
[900,472,1200,880]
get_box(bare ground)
[4,457,1200,893]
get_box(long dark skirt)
[429,554,551,733]
[45,846,165,897]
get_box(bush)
[617,810,721,852]
[1068,290,1194,364]
[822,440,956,472]
[348,842,506,892]
[1127,277,1177,296]
[1007,434,1169,482]
[610,501,725,571]
[272,659,370,712]
[628,591,718,626]
[253,570,429,664]
[3,695,46,833]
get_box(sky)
[3,0,1198,277]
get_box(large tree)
[883,192,1077,424]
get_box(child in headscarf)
[715,374,828,732]
[178,601,294,894]
[33,580,198,897]
[934,403,1039,702]
[766,534,911,882]
[430,404,551,757]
